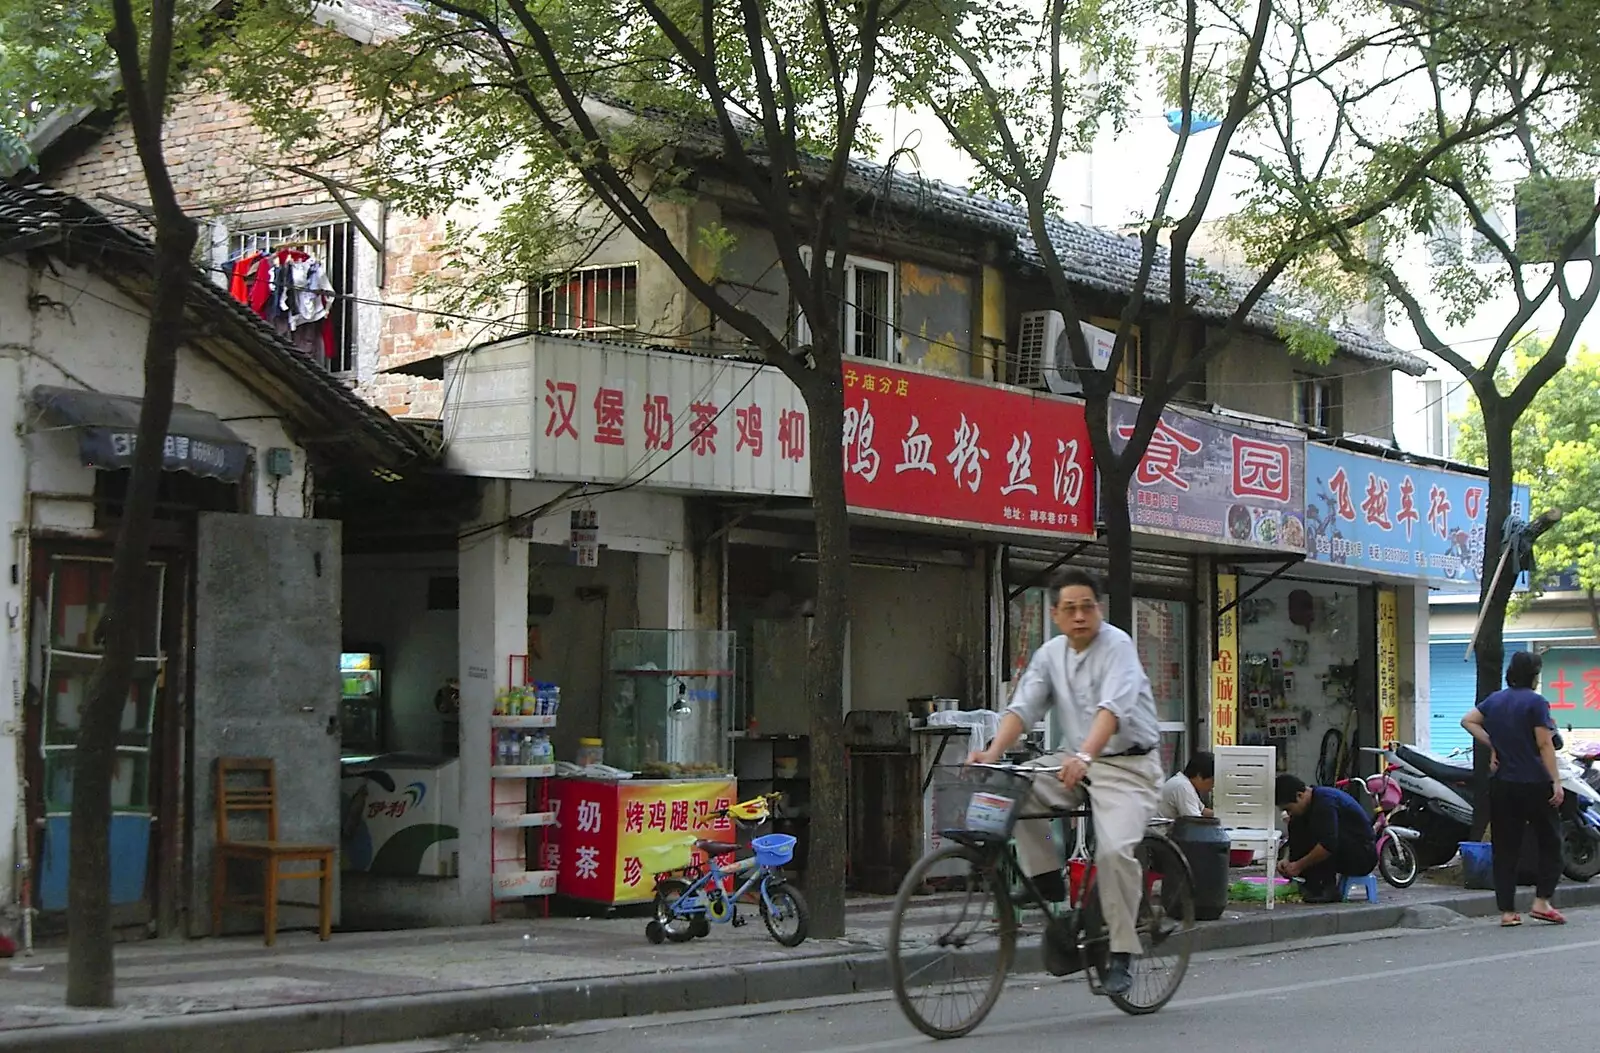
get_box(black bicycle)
[887,763,1195,1039]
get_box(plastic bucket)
[752,833,796,867]
[1460,841,1493,889]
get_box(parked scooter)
[1372,741,1600,881]
[1367,743,1474,871]
[1338,763,1423,888]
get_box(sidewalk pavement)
[3,868,1594,1053]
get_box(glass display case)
[606,630,736,773]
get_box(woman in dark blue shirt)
[1462,651,1565,926]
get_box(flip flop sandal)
[1501,915,1522,927]
[1530,909,1567,925]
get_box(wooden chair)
[213,757,335,946]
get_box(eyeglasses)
[1055,601,1100,615]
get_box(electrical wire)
[454,363,766,543]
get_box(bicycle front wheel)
[1106,833,1194,1016]
[887,844,1015,1040]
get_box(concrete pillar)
[457,482,529,918]
[1405,584,1431,749]
[0,355,25,908]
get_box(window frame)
[224,217,360,378]
[1293,372,1340,431]
[534,263,640,336]
[794,249,897,362]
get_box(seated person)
[1274,773,1378,903]
[1157,751,1215,821]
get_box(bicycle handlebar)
[967,761,1090,786]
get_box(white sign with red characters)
[446,335,1099,537]
[525,337,812,497]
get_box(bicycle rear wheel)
[887,844,1015,1039]
[1106,832,1194,1015]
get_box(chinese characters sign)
[1377,588,1400,746]
[554,776,737,904]
[523,338,811,497]
[1536,648,1600,731]
[1108,398,1304,551]
[1212,573,1239,748]
[1304,445,1530,589]
[841,362,1095,536]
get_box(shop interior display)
[488,665,559,917]
[1237,578,1362,780]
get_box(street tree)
[223,0,918,937]
[0,0,203,1007]
[1457,344,1600,639]
[883,0,1572,630]
[1242,2,1600,830]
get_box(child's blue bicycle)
[645,792,809,947]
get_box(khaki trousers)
[1012,750,1163,956]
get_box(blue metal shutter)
[1429,640,1528,756]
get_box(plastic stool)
[1340,874,1379,903]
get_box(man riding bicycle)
[969,569,1163,996]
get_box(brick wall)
[43,81,472,421]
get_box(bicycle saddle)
[694,839,742,856]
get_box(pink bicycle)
[1337,763,1422,888]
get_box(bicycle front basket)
[930,765,1035,840]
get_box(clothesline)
[226,245,339,361]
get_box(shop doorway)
[1007,587,1193,772]
[1234,575,1372,784]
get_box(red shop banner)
[840,362,1096,536]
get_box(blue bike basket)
[751,833,796,867]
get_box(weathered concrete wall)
[0,255,312,529]
[897,263,973,377]
[189,513,343,936]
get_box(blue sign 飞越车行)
[1303,445,1529,589]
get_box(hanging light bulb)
[668,679,692,721]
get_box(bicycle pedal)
[731,914,747,927]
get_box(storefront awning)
[30,385,251,483]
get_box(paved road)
[343,909,1600,1052]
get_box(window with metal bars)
[536,264,638,335]
[228,221,358,374]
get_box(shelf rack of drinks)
[489,655,559,920]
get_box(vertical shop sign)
[1376,588,1400,746]
[554,779,619,902]
[1212,574,1239,748]
[570,508,599,567]
[616,777,737,904]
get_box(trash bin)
[1172,816,1231,920]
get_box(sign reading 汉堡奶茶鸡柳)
[1304,445,1529,590]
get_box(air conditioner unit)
[1015,311,1115,394]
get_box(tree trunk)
[1469,404,1516,838]
[1588,587,1600,642]
[1101,466,1136,631]
[66,216,197,1006]
[1079,391,1135,630]
[801,364,849,939]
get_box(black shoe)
[1101,952,1132,996]
[1300,882,1341,904]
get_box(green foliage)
[1457,342,1600,598]
[0,0,214,171]
[210,0,895,329]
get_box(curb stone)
[9,881,1600,1053]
